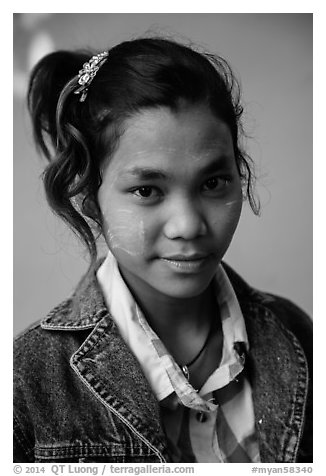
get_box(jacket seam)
[36,443,135,449]
[34,443,150,458]
[41,307,107,330]
[285,328,310,461]
[41,323,97,331]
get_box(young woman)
[14,37,312,463]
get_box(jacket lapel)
[70,312,168,459]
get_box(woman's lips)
[162,253,208,261]
[160,254,212,273]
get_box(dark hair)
[27,37,260,264]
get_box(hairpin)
[74,51,109,102]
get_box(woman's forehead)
[126,104,231,140]
[107,104,234,169]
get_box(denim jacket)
[13,262,313,463]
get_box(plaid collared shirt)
[97,253,260,462]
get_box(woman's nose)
[163,197,207,240]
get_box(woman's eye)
[202,177,229,192]
[136,186,153,197]
[132,186,161,199]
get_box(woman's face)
[98,103,243,302]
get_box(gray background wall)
[13,13,312,336]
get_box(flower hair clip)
[74,51,109,102]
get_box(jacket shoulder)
[222,262,312,328]
[221,262,312,359]
[14,299,72,362]
[257,291,312,338]
[14,303,92,378]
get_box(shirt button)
[196,412,208,423]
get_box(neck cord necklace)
[180,320,214,381]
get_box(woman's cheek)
[104,209,147,257]
[211,197,243,239]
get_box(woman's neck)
[119,269,217,363]
[156,290,213,332]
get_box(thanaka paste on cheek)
[211,197,242,230]
[98,169,148,257]
[224,199,242,207]
[106,210,147,257]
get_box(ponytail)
[27,50,103,262]
[27,50,88,158]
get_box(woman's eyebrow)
[122,167,170,180]
[121,156,233,181]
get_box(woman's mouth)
[160,254,213,273]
